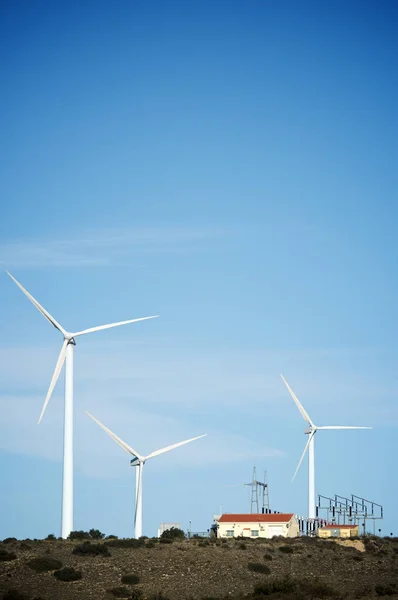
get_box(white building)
[217,513,299,539]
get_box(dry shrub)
[121,573,140,585]
[279,545,293,554]
[27,556,63,572]
[53,566,82,581]
[107,587,132,598]
[72,541,110,556]
[248,562,271,574]
[0,548,17,562]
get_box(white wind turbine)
[7,271,158,539]
[280,374,372,520]
[86,411,206,538]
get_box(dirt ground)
[0,535,397,600]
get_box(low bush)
[131,590,144,600]
[68,530,90,541]
[53,566,82,582]
[375,583,398,596]
[107,587,131,598]
[279,545,294,554]
[159,538,173,544]
[263,553,273,561]
[106,534,118,540]
[121,574,140,585]
[2,590,28,600]
[146,541,156,548]
[72,541,111,556]
[107,538,145,549]
[248,562,271,574]
[2,538,17,544]
[27,556,63,572]
[199,540,210,547]
[45,534,56,541]
[89,528,105,540]
[239,543,247,550]
[160,527,185,540]
[0,548,17,562]
[253,576,339,598]
[18,542,30,551]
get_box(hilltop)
[0,534,397,600]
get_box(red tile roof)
[218,513,294,524]
[321,524,359,529]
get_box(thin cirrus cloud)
[0,226,227,269]
[0,390,284,478]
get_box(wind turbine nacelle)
[304,427,313,435]
[130,457,140,466]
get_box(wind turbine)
[86,411,206,538]
[7,271,158,539]
[280,374,371,520]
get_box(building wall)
[318,526,359,539]
[218,517,299,539]
[318,529,331,538]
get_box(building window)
[251,530,259,537]
[226,530,234,537]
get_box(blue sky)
[0,0,397,539]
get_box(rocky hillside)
[0,534,397,600]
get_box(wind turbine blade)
[292,431,314,481]
[6,271,66,334]
[145,434,207,461]
[317,426,372,430]
[85,412,143,459]
[73,315,159,337]
[280,374,314,426]
[38,340,68,423]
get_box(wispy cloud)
[0,226,227,269]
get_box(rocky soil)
[0,534,397,600]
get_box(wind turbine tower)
[280,374,372,521]
[86,412,206,538]
[7,271,158,539]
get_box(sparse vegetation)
[1,532,397,599]
[27,556,63,572]
[2,590,28,600]
[72,541,111,556]
[107,587,131,598]
[121,573,140,585]
[253,576,339,598]
[247,562,271,574]
[106,538,145,549]
[375,582,398,596]
[68,530,91,541]
[279,544,294,554]
[263,553,273,560]
[53,566,82,581]
[0,549,17,562]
